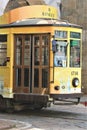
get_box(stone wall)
[61,0,87,93]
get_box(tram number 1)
[71,71,78,76]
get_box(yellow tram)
[0,5,83,111]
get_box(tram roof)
[0,18,82,29]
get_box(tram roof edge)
[0,18,82,29]
[0,5,58,25]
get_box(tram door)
[13,34,50,94]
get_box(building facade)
[61,0,87,93]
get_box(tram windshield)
[54,41,67,67]
[70,40,80,67]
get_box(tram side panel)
[0,32,13,99]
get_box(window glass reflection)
[16,68,21,87]
[16,37,22,65]
[34,69,39,88]
[24,68,29,87]
[34,47,40,65]
[42,36,48,45]
[55,31,67,38]
[42,69,48,88]
[24,36,30,65]
[42,47,48,65]
[0,35,7,66]
[70,40,80,67]
[34,36,39,46]
[54,41,67,67]
[70,32,81,39]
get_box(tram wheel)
[33,105,43,110]
[0,96,5,110]
[34,106,43,110]
[5,108,14,113]
[4,99,14,113]
[34,107,43,110]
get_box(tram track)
[53,115,87,122]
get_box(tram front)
[50,24,83,104]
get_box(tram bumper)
[50,93,83,105]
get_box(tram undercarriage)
[0,93,83,112]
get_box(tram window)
[34,69,39,88]
[24,68,29,87]
[55,30,67,38]
[34,36,39,46]
[0,35,7,66]
[24,36,30,65]
[16,37,22,65]
[42,47,48,65]
[70,32,81,39]
[16,68,21,87]
[34,47,40,65]
[42,36,49,45]
[70,40,80,67]
[54,41,67,67]
[42,69,48,88]
[42,35,49,65]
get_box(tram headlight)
[54,86,60,90]
[72,78,79,87]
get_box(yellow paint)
[11,26,53,34]
[0,29,14,98]
[0,13,10,25]
[0,5,58,25]
[50,68,81,94]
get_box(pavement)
[80,94,87,106]
[0,119,31,130]
[0,95,86,130]
[0,119,44,130]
